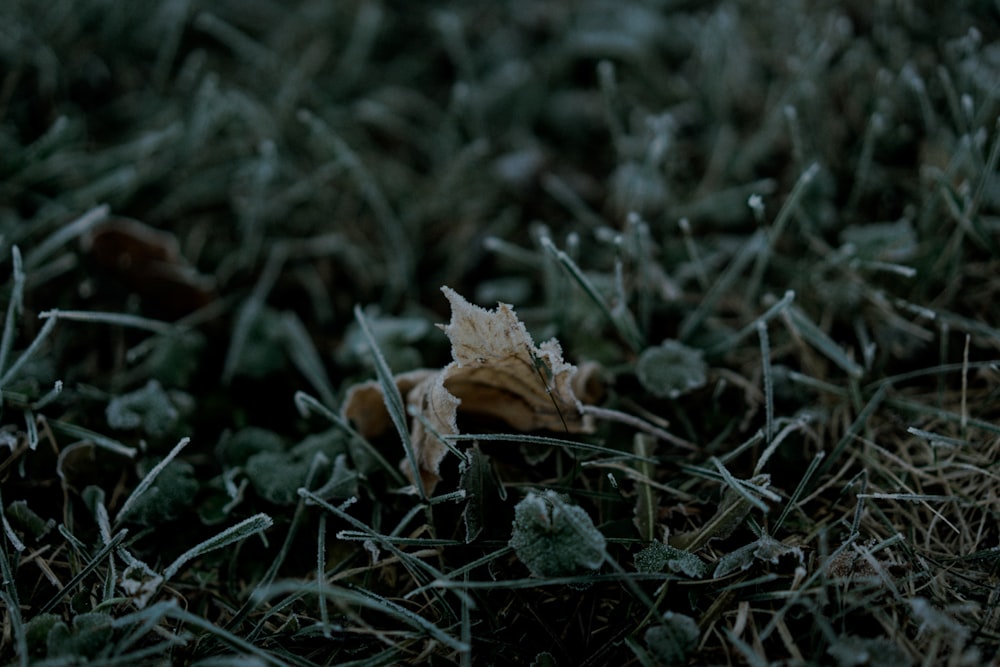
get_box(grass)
[2,0,1000,664]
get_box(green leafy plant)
[644,612,700,666]
[509,491,606,577]
[105,379,187,438]
[635,340,708,398]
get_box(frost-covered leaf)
[460,445,495,543]
[636,340,707,399]
[5,499,54,540]
[245,428,353,505]
[713,533,803,578]
[644,612,699,666]
[827,634,913,667]
[45,612,114,660]
[228,306,288,379]
[106,379,184,437]
[530,651,559,667]
[712,540,759,578]
[437,286,596,433]
[23,613,61,659]
[343,286,601,492]
[120,560,164,609]
[215,427,285,467]
[634,541,707,578]
[311,453,359,500]
[146,331,206,387]
[118,459,198,525]
[509,491,606,577]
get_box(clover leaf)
[245,428,356,505]
[106,379,185,438]
[636,340,707,399]
[645,611,699,665]
[509,491,606,577]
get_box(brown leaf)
[341,369,436,440]
[81,217,217,318]
[342,286,600,493]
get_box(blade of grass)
[48,419,138,458]
[0,485,22,644]
[294,391,406,485]
[773,451,825,532]
[634,434,657,543]
[38,309,177,335]
[706,290,795,356]
[679,230,766,342]
[353,304,424,498]
[115,437,191,527]
[163,513,273,582]
[39,529,128,615]
[222,247,285,383]
[782,304,865,379]
[299,489,466,613]
[711,458,777,514]
[0,591,27,667]
[744,162,819,304]
[23,204,110,269]
[430,572,676,589]
[281,311,336,408]
[758,321,774,443]
[257,579,469,652]
[445,433,657,464]
[539,235,644,352]
[0,316,56,389]
[0,246,25,378]
[812,385,887,484]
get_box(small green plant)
[509,491,606,577]
[105,379,187,439]
[635,339,708,398]
[644,612,700,666]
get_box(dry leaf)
[342,286,600,492]
[81,217,217,318]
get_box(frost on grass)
[343,286,601,492]
[509,490,605,578]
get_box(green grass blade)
[353,304,424,498]
[163,513,273,582]
[115,437,191,526]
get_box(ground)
[1,1,999,665]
